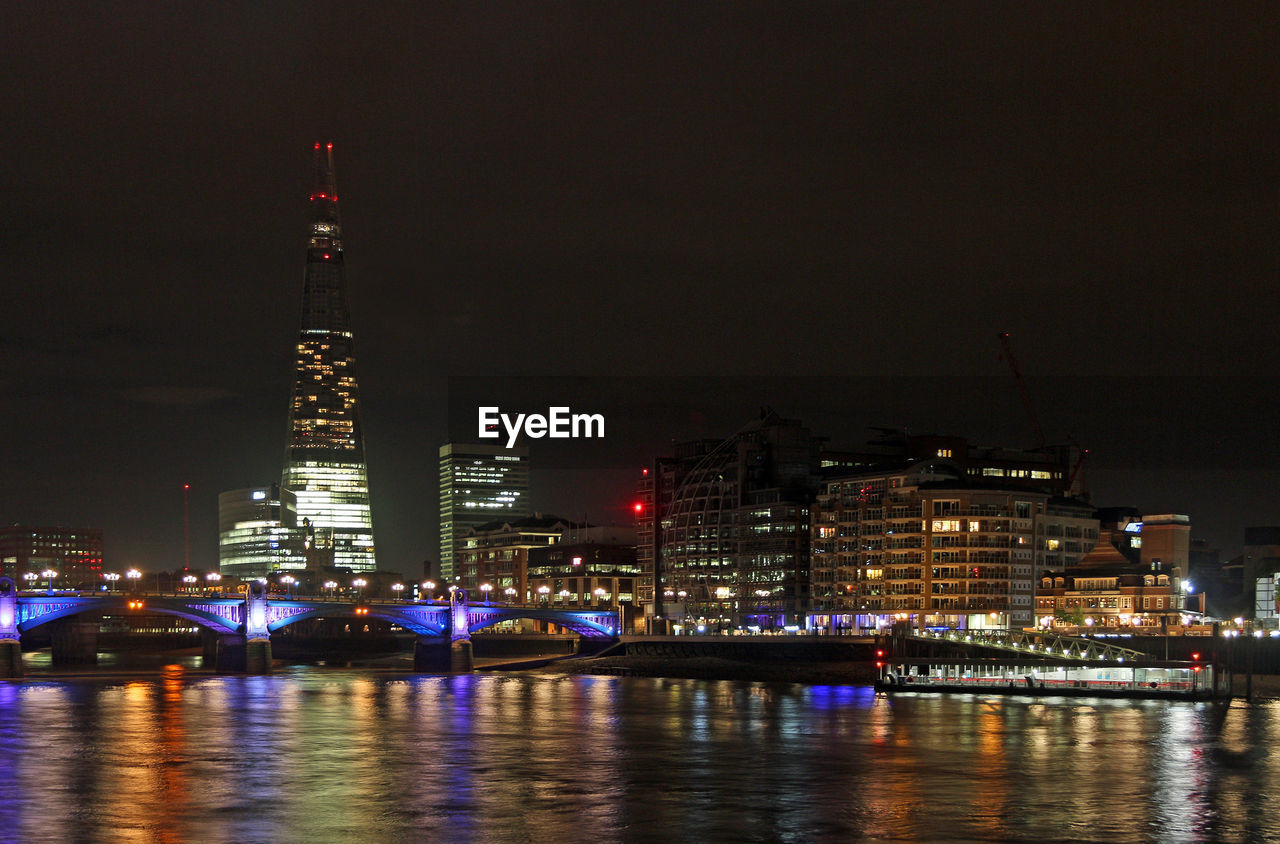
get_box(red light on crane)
[633,503,643,514]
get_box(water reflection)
[0,672,1273,840]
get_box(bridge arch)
[464,607,619,638]
[263,603,448,636]
[17,596,243,635]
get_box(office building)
[281,143,376,571]
[439,443,530,582]
[0,525,103,588]
[218,484,308,578]
[655,410,823,629]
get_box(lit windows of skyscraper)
[217,484,308,579]
[282,143,376,572]
[439,443,530,582]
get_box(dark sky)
[2,3,1277,574]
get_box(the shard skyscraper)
[282,143,376,572]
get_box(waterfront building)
[439,443,530,582]
[1035,532,1193,631]
[635,441,719,621]
[0,525,103,588]
[809,459,1098,631]
[527,526,641,623]
[217,484,308,579]
[655,410,823,629]
[820,432,1086,498]
[456,515,568,599]
[282,143,376,572]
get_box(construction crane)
[997,332,1046,448]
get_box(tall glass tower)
[282,143,376,572]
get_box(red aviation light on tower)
[634,502,643,514]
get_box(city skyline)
[3,4,1277,573]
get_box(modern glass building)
[439,443,530,582]
[218,484,308,578]
[282,143,376,572]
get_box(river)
[0,657,1275,842]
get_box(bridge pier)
[50,619,99,665]
[203,633,272,674]
[0,642,21,678]
[412,637,473,673]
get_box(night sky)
[3,3,1277,575]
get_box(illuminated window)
[931,520,961,532]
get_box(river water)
[0,658,1276,842]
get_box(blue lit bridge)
[0,578,619,676]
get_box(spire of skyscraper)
[282,142,376,572]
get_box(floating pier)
[875,657,1229,700]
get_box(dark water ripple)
[0,666,1274,842]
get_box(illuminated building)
[1035,528,1193,631]
[281,143,376,572]
[439,443,530,582]
[809,460,1098,631]
[217,485,307,579]
[0,525,103,588]
[526,526,641,620]
[656,410,823,629]
[456,515,567,598]
[821,432,1086,498]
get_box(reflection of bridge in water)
[0,578,619,676]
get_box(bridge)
[0,578,619,677]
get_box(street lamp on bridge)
[480,583,492,606]
[103,572,121,592]
[323,580,338,599]
[22,572,37,591]
[538,585,550,605]
[352,578,366,599]
[41,569,57,594]
[392,583,404,601]
[280,575,295,599]
[504,586,516,604]
[422,581,436,602]
[558,589,571,605]
[126,569,141,593]
[206,572,221,594]
[182,574,197,593]
[594,587,607,608]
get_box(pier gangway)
[906,628,1148,663]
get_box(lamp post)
[126,568,141,593]
[480,583,492,606]
[22,572,37,591]
[538,585,550,605]
[206,571,222,595]
[504,586,516,604]
[352,578,367,599]
[558,589,571,605]
[42,569,57,594]
[677,590,689,630]
[594,587,607,608]
[281,574,295,599]
[422,580,436,602]
[323,580,338,599]
[392,583,404,601]
[104,572,121,593]
[183,574,197,593]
